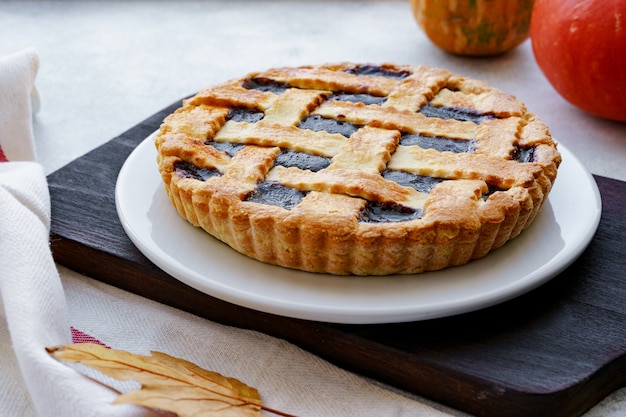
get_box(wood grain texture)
[48,101,626,417]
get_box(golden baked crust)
[155,63,561,275]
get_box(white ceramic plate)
[116,133,601,324]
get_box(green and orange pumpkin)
[410,0,535,56]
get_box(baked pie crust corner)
[155,63,561,276]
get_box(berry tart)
[154,63,561,275]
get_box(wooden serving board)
[48,101,626,417]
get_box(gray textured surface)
[2,0,625,179]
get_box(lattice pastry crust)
[155,63,561,275]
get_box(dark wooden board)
[48,101,626,417]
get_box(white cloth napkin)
[0,49,39,162]
[0,48,157,417]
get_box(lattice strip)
[266,166,428,209]
[312,100,477,140]
[186,79,278,110]
[387,146,540,189]
[159,105,229,141]
[383,65,452,111]
[260,67,398,96]
[326,126,399,174]
[221,146,280,191]
[261,89,328,126]
[473,117,522,159]
[430,88,525,118]
[214,121,346,157]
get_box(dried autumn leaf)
[46,343,292,417]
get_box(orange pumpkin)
[410,0,535,56]
[530,0,626,122]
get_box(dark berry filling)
[227,107,264,123]
[382,169,446,193]
[242,77,291,94]
[245,181,305,210]
[359,202,422,223]
[329,92,387,105]
[206,141,244,157]
[275,149,331,172]
[400,133,474,154]
[299,115,361,137]
[174,161,220,181]
[482,185,506,201]
[344,64,412,80]
[512,145,536,163]
[419,103,495,124]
